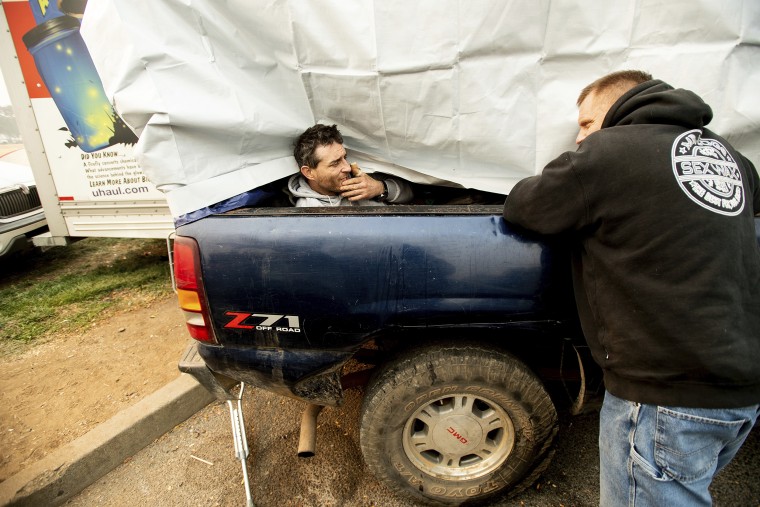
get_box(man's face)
[302,142,351,196]
[575,89,615,144]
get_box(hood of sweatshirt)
[287,174,351,206]
[603,79,713,131]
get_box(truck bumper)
[178,341,239,401]
[179,340,349,406]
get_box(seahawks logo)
[671,130,744,216]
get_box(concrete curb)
[0,373,215,507]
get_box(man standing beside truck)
[289,124,413,207]
[504,70,760,506]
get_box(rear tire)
[359,342,558,505]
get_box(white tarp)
[82,0,760,219]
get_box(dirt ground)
[65,373,760,507]
[0,295,187,482]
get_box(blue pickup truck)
[172,184,760,505]
[173,184,594,505]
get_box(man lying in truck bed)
[288,124,414,207]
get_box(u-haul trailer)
[0,0,173,247]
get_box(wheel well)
[346,327,598,412]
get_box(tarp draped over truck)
[81,0,760,221]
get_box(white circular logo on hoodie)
[671,129,744,216]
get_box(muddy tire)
[359,342,558,506]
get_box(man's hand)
[340,163,384,201]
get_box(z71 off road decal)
[672,130,744,216]
[224,312,301,332]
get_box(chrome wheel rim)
[402,392,515,480]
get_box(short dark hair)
[577,70,653,106]
[293,124,344,168]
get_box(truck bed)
[177,204,579,404]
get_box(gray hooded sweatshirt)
[287,174,413,207]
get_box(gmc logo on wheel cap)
[447,426,468,444]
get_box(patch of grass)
[0,238,173,353]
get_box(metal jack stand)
[178,343,255,506]
[228,382,254,507]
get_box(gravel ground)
[64,382,759,507]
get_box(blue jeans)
[599,391,759,507]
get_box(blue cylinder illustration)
[23,16,114,152]
[28,0,65,24]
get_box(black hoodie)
[504,80,760,408]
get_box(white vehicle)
[0,147,47,257]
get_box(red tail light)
[173,236,218,344]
